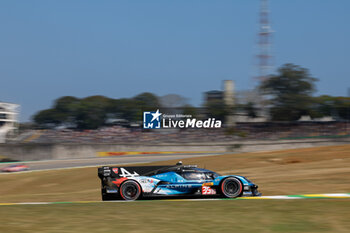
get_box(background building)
[204,80,236,126]
[0,102,20,143]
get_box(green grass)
[0,200,349,233]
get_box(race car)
[1,164,29,172]
[98,162,261,201]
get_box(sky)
[0,0,349,122]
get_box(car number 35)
[202,186,216,195]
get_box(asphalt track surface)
[0,152,223,172]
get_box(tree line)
[260,63,350,121]
[33,93,161,129]
[33,63,350,129]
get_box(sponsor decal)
[106,189,118,193]
[140,178,154,184]
[202,182,214,186]
[143,109,222,129]
[165,184,193,189]
[112,168,118,174]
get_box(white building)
[0,102,20,143]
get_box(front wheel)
[220,177,243,198]
[120,180,142,201]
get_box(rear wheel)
[120,180,142,201]
[220,177,243,198]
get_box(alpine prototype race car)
[98,162,261,201]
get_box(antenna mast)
[257,0,273,82]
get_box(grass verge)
[0,200,349,233]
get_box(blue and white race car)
[98,162,261,201]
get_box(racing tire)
[120,180,142,201]
[220,177,243,198]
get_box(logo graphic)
[143,109,162,129]
[142,109,222,129]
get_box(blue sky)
[0,0,349,122]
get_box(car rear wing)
[98,165,174,179]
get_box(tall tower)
[223,80,235,127]
[257,0,273,82]
[252,0,273,120]
[223,80,235,107]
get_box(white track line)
[0,162,146,175]
[0,193,349,206]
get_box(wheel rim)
[125,185,137,197]
[222,178,241,197]
[121,182,140,200]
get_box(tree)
[133,92,160,121]
[312,95,350,120]
[75,96,111,129]
[33,109,65,127]
[243,102,257,118]
[182,104,198,118]
[54,96,80,113]
[336,97,350,120]
[260,63,318,121]
[133,92,160,110]
[205,99,229,121]
[53,96,80,125]
[159,94,188,108]
[112,98,140,122]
